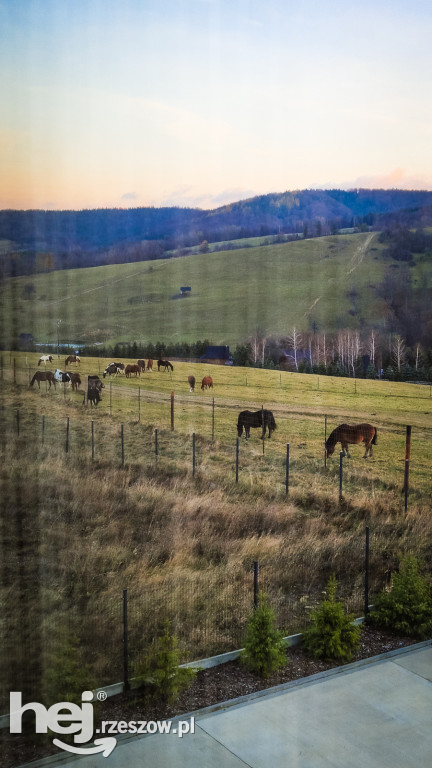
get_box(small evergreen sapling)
[240,592,287,678]
[302,574,361,662]
[368,556,432,640]
[136,620,196,704]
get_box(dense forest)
[2,188,432,279]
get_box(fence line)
[0,525,416,712]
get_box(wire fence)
[0,532,403,712]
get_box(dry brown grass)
[1,365,431,708]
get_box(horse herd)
[31,356,378,458]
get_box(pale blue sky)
[1,0,432,209]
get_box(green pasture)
[4,351,432,504]
[0,232,400,347]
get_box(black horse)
[157,359,174,371]
[237,409,277,439]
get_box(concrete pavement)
[20,641,432,768]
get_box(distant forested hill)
[2,188,432,278]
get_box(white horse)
[38,355,53,366]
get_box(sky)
[1,0,432,211]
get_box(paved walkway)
[22,641,432,768]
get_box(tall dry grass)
[1,374,431,709]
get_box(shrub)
[302,574,361,662]
[136,620,196,704]
[240,593,287,678]
[368,556,432,639]
[43,629,96,707]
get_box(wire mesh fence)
[1,527,414,714]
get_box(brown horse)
[125,364,141,377]
[157,359,173,371]
[201,375,213,391]
[188,375,196,392]
[147,359,154,371]
[70,373,81,391]
[30,371,56,389]
[137,359,146,372]
[65,355,80,367]
[325,423,377,459]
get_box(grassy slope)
[0,232,402,347]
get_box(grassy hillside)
[0,231,413,348]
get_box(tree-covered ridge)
[2,189,432,279]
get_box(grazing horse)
[103,362,124,378]
[87,375,104,406]
[54,369,71,383]
[70,373,81,391]
[237,409,277,439]
[137,359,146,372]
[201,376,213,391]
[188,375,196,392]
[147,359,154,371]
[125,364,141,377]
[30,371,56,389]
[157,359,173,372]
[38,355,53,366]
[65,355,80,367]
[325,423,377,459]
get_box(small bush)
[302,574,361,662]
[368,556,432,639]
[43,629,96,707]
[135,620,196,704]
[240,592,287,678]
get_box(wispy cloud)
[319,168,432,192]
[159,186,257,210]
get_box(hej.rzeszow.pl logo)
[10,691,117,758]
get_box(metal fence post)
[170,391,174,431]
[155,428,158,458]
[121,423,124,466]
[364,526,370,616]
[123,589,129,691]
[91,420,94,460]
[235,438,239,483]
[65,416,70,453]
[42,415,45,445]
[285,443,290,495]
[339,451,343,500]
[324,415,327,468]
[212,397,215,441]
[192,432,196,476]
[253,561,259,608]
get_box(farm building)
[200,345,233,365]
[279,348,311,370]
